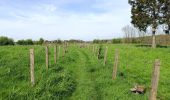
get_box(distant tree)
[67,39,85,43]
[93,39,108,44]
[17,39,33,45]
[57,39,62,44]
[93,39,100,44]
[129,0,162,48]
[38,38,44,45]
[17,40,25,45]
[122,25,136,43]
[26,39,33,45]
[53,39,63,44]
[112,38,122,44]
[137,29,147,44]
[0,36,14,46]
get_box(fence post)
[104,46,108,66]
[65,42,67,54]
[97,47,100,59]
[62,44,66,57]
[95,46,98,56]
[66,42,68,53]
[45,46,49,70]
[54,45,57,64]
[92,45,94,53]
[58,46,60,60]
[30,49,35,86]
[149,59,161,100]
[112,49,119,79]
[91,45,92,52]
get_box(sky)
[0,0,131,41]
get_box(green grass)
[0,44,170,100]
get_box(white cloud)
[36,4,57,12]
[0,0,131,41]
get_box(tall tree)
[160,0,170,34]
[122,25,137,43]
[129,0,162,48]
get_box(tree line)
[0,36,44,46]
[0,36,85,46]
[1,35,170,46]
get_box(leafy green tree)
[129,0,162,48]
[17,40,24,45]
[26,39,34,45]
[93,39,100,44]
[160,0,170,34]
[0,36,14,46]
[112,38,122,44]
[38,38,44,45]
[17,39,33,45]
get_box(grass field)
[0,44,170,100]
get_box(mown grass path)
[68,48,101,100]
[67,46,150,100]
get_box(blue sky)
[0,0,131,41]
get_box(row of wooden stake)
[91,45,160,100]
[92,45,108,66]
[30,45,68,87]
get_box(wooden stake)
[65,42,67,54]
[30,49,35,86]
[97,47,100,59]
[149,59,161,100]
[58,46,60,60]
[62,45,65,57]
[112,49,119,79]
[54,45,57,64]
[104,46,108,66]
[95,46,98,56]
[92,45,94,53]
[45,46,49,70]
[65,42,68,54]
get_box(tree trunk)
[168,25,170,35]
[152,28,156,48]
